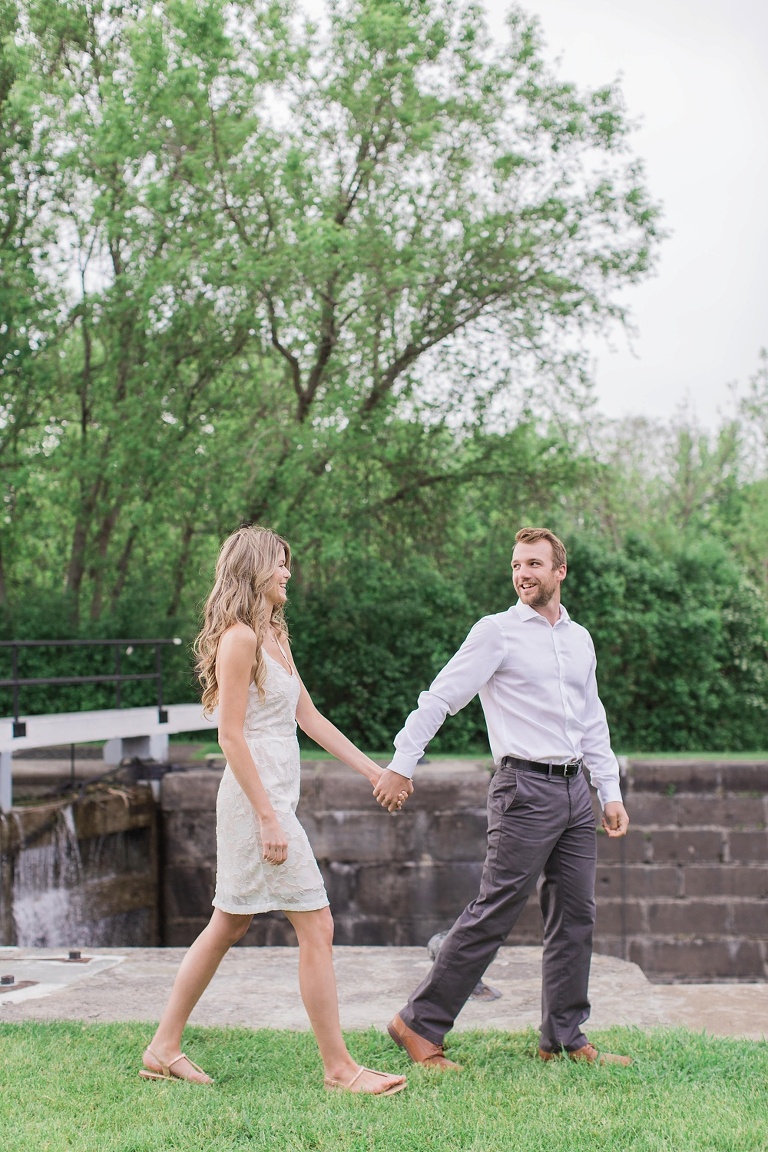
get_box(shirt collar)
[513,600,570,625]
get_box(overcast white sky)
[483,0,768,427]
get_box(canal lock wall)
[2,760,767,981]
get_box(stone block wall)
[160,760,768,981]
[160,764,494,948]
[594,761,768,981]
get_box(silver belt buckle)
[564,758,581,777]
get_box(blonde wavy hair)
[194,525,291,714]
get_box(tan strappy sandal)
[139,1046,213,1084]
[323,1065,406,1096]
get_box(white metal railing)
[0,703,218,812]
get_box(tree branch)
[265,294,304,407]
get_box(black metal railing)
[0,638,183,737]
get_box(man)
[373,527,631,1068]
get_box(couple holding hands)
[141,523,631,1094]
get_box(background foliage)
[1,0,766,750]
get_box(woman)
[140,526,407,1095]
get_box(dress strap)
[274,634,294,676]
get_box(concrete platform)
[1,945,766,1040]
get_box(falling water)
[11,805,87,947]
[0,787,158,949]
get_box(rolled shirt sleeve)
[388,617,506,778]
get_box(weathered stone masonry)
[596,760,768,980]
[161,759,768,981]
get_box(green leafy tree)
[565,533,768,752]
[1,0,660,625]
[0,0,62,604]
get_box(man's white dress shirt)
[389,601,623,808]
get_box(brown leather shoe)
[387,1014,461,1071]
[538,1042,632,1067]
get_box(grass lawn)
[618,751,768,760]
[190,744,494,762]
[184,737,768,764]
[1,1024,766,1152]
[187,740,768,763]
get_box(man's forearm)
[389,615,505,777]
[584,742,623,808]
[388,690,452,777]
[581,670,623,808]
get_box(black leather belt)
[501,755,583,778]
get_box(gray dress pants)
[400,763,597,1053]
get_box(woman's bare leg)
[284,907,405,1093]
[143,909,252,1083]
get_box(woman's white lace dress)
[212,650,329,914]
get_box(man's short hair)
[514,527,567,569]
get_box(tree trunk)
[0,540,7,608]
[88,503,120,621]
[65,472,104,623]
[166,522,196,619]
[109,526,138,611]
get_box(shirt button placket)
[553,631,575,753]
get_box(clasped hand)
[373,768,414,813]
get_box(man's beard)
[517,580,556,609]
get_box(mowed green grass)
[1,1024,766,1152]
[192,745,768,761]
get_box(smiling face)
[511,539,566,615]
[264,547,291,608]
